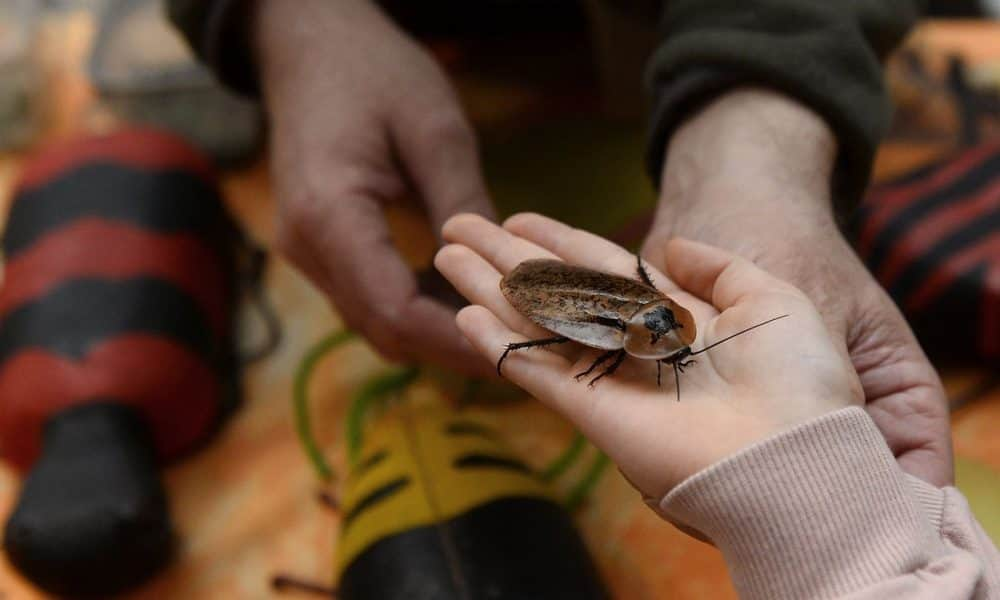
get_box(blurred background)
[0,1,998,598]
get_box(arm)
[645,0,923,208]
[432,212,999,600]
[165,0,495,374]
[641,1,953,487]
[657,408,1000,600]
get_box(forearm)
[647,88,845,268]
[645,0,924,210]
[656,88,836,225]
[652,407,999,599]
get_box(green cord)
[293,330,356,481]
[345,367,420,466]
[565,451,610,512]
[541,432,587,482]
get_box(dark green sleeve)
[645,0,926,210]
[164,0,259,96]
[163,0,585,97]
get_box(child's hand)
[435,213,863,502]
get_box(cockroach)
[497,257,788,400]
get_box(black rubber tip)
[3,403,174,597]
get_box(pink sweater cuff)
[655,407,945,599]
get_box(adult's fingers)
[442,213,559,274]
[392,83,496,238]
[504,212,682,294]
[849,289,953,486]
[664,238,798,311]
[287,187,488,373]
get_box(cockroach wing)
[500,259,664,351]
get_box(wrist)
[659,88,837,218]
[657,408,935,599]
[252,0,391,104]
[647,89,843,266]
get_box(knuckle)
[274,199,324,259]
[418,111,475,147]
[355,301,411,361]
[370,300,408,332]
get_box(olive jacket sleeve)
[166,0,924,206]
[644,1,926,208]
[164,0,258,96]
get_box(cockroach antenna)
[689,314,790,356]
[665,314,790,402]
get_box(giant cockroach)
[497,257,788,400]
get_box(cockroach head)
[624,300,696,359]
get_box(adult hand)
[436,213,862,499]
[641,89,953,486]
[254,0,495,373]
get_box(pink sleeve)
[648,407,1000,599]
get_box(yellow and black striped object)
[336,400,608,600]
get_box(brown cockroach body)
[498,257,787,399]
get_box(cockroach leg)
[676,359,696,374]
[673,362,680,402]
[586,350,627,388]
[497,336,570,376]
[574,350,619,381]
[661,354,689,401]
[636,255,656,288]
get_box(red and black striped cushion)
[857,142,1000,366]
[0,129,238,470]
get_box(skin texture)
[640,89,953,487]
[250,0,950,486]
[435,213,862,500]
[253,0,494,374]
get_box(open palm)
[435,213,863,500]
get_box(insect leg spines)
[636,255,656,288]
[574,349,619,381]
[497,336,570,376]
[586,350,627,387]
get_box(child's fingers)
[442,213,557,275]
[503,212,681,295]
[665,238,796,311]
[434,244,564,342]
[456,306,576,402]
